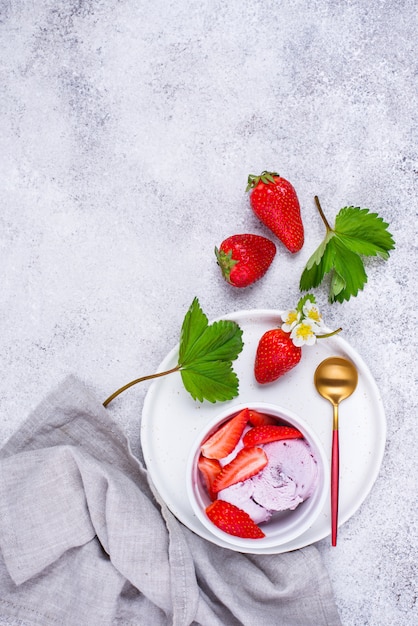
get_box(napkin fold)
[0,376,341,626]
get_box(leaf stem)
[316,327,343,339]
[103,365,182,407]
[314,196,333,232]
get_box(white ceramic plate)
[141,310,386,554]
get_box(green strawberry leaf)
[180,319,244,365]
[295,293,316,313]
[300,234,336,291]
[331,238,368,302]
[178,296,209,363]
[103,297,244,407]
[178,298,244,402]
[304,232,333,271]
[299,200,395,303]
[334,207,394,259]
[330,270,346,299]
[180,361,240,403]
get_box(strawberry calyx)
[246,170,279,192]
[214,246,238,283]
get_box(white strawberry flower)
[290,319,319,347]
[281,309,301,332]
[302,300,323,327]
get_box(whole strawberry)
[246,171,304,253]
[215,234,276,288]
[254,328,301,384]
[254,295,342,384]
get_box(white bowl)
[186,402,329,550]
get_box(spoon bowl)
[314,356,358,546]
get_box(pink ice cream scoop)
[218,438,318,523]
[218,481,272,524]
[251,439,318,511]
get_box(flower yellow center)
[307,307,321,323]
[295,322,314,339]
[286,310,299,324]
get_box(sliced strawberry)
[205,499,265,539]
[198,455,222,501]
[212,446,268,493]
[201,408,249,459]
[243,424,304,447]
[247,409,277,426]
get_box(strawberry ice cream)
[218,438,318,525]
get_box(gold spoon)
[314,356,358,546]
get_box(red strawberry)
[201,408,249,459]
[205,499,265,539]
[254,328,302,384]
[212,446,268,493]
[215,234,276,288]
[243,424,304,447]
[246,171,304,253]
[247,409,277,427]
[198,455,222,501]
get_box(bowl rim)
[186,401,330,549]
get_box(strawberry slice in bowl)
[206,500,265,539]
[201,407,249,459]
[198,455,222,501]
[186,403,329,550]
[212,446,268,493]
[242,424,304,448]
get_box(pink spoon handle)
[331,429,339,546]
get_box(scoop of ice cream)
[218,481,272,524]
[216,438,318,522]
[251,439,318,512]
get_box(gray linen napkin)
[0,376,341,626]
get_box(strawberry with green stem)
[215,234,276,288]
[246,171,304,253]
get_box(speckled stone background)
[1,1,417,624]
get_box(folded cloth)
[0,376,341,626]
